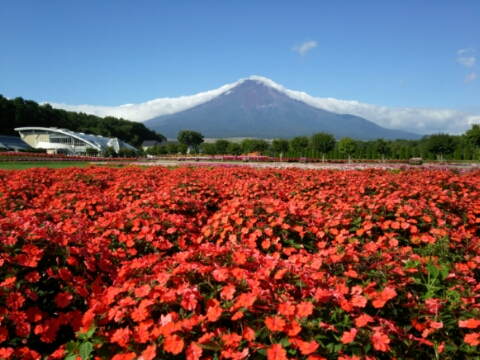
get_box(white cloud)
[463,72,477,84]
[458,57,475,67]
[292,40,317,56]
[47,75,480,136]
[457,48,476,67]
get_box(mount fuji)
[143,78,421,140]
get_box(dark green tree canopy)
[249,139,270,153]
[202,143,217,156]
[272,138,290,155]
[338,137,357,162]
[289,136,309,155]
[310,132,336,154]
[465,124,480,150]
[426,133,457,159]
[227,142,242,156]
[177,130,204,148]
[214,139,230,155]
[375,138,392,157]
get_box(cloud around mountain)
[47,76,479,135]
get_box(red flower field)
[1,166,480,359]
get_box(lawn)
[0,161,91,170]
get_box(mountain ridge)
[144,79,422,140]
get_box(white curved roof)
[14,127,137,151]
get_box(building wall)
[20,132,50,148]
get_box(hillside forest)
[0,95,166,147]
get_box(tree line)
[144,127,480,162]
[0,95,166,147]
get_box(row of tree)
[147,127,480,162]
[0,95,166,147]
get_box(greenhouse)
[15,127,137,155]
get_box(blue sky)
[1,1,478,135]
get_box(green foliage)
[426,133,457,161]
[464,147,472,160]
[310,132,336,162]
[374,139,391,161]
[249,139,270,153]
[338,137,356,162]
[177,130,204,152]
[272,138,290,156]
[226,142,242,156]
[202,143,217,156]
[465,124,480,151]
[365,147,372,159]
[178,143,188,155]
[103,146,116,158]
[166,142,179,154]
[454,147,463,160]
[289,136,309,157]
[214,139,230,155]
[85,148,99,156]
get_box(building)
[15,127,137,155]
[141,140,161,150]
[0,135,31,151]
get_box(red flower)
[164,335,184,355]
[266,343,288,360]
[298,339,319,355]
[6,292,25,311]
[265,316,286,332]
[459,319,480,329]
[341,328,358,344]
[296,301,314,318]
[464,333,480,347]
[54,291,73,309]
[371,331,391,352]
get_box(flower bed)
[0,166,480,359]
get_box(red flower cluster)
[1,166,480,358]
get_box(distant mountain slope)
[144,79,421,140]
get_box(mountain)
[143,79,421,140]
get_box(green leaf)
[196,343,222,351]
[280,337,290,347]
[79,342,93,360]
[257,349,267,356]
[440,267,449,280]
[65,355,79,360]
[66,341,78,353]
[427,264,439,279]
[86,326,96,339]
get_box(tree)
[338,137,356,163]
[177,130,204,153]
[426,133,457,164]
[375,138,392,163]
[249,139,270,154]
[86,148,99,156]
[240,139,252,154]
[202,143,217,157]
[290,136,309,159]
[178,143,188,155]
[272,138,290,162]
[215,139,230,156]
[227,142,242,156]
[310,132,336,163]
[166,142,179,155]
[103,146,116,158]
[465,124,480,161]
